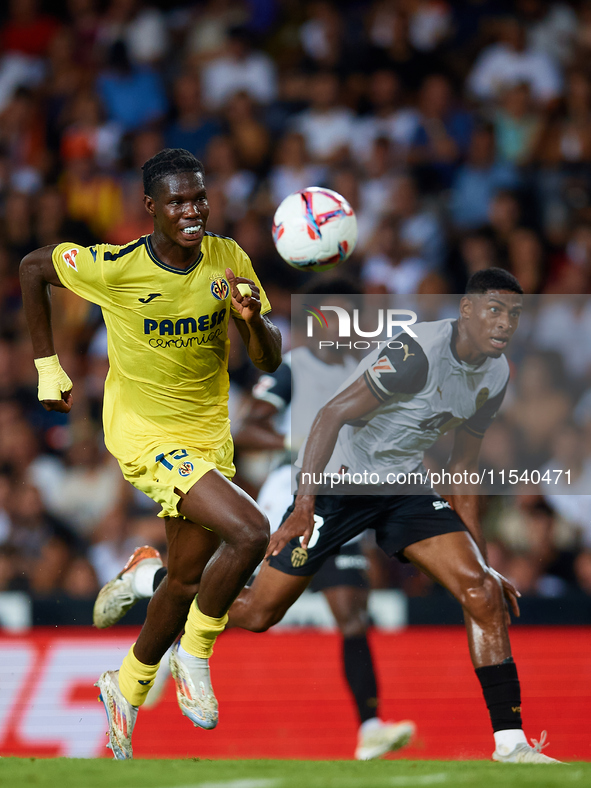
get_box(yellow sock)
[118,643,160,707]
[181,599,228,659]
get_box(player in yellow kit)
[19,148,282,759]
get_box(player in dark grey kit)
[228,268,561,764]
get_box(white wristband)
[34,355,73,402]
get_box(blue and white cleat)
[169,642,218,730]
[95,670,138,760]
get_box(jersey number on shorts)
[156,449,189,470]
[301,514,324,550]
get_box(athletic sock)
[152,566,168,593]
[343,634,379,724]
[475,658,523,733]
[180,599,228,659]
[132,563,161,598]
[118,643,160,706]
[493,728,528,755]
[359,717,383,734]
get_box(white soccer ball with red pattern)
[272,187,358,272]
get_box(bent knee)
[239,510,270,554]
[460,569,503,620]
[244,605,284,633]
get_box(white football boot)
[492,731,562,763]
[355,718,416,760]
[169,641,218,730]
[93,546,163,628]
[95,670,138,760]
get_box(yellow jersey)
[52,233,271,463]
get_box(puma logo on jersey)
[139,293,162,303]
[402,344,415,362]
[372,356,396,377]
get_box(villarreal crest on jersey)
[52,234,271,463]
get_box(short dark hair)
[142,148,205,197]
[465,267,523,295]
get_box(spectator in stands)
[299,0,352,73]
[96,40,167,132]
[292,71,354,164]
[97,0,169,66]
[493,83,542,165]
[450,124,521,230]
[468,16,563,106]
[59,90,121,171]
[65,0,101,68]
[366,5,438,93]
[390,173,445,268]
[504,352,572,470]
[164,74,221,161]
[205,134,257,222]
[409,73,473,190]
[201,24,277,110]
[486,189,523,259]
[184,0,247,67]
[0,0,60,111]
[519,0,577,65]
[507,227,547,293]
[33,186,98,249]
[60,145,123,238]
[0,87,46,192]
[352,70,420,165]
[452,229,498,290]
[267,132,327,206]
[225,91,271,173]
[2,190,37,267]
[356,137,398,252]
[361,216,429,294]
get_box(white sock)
[359,717,382,734]
[178,643,213,695]
[131,562,160,598]
[494,729,528,755]
[178,643,209,668]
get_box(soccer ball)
[272,187,358,272]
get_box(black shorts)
[309,541,369,592]
[268,493,467,577]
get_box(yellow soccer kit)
[52,233,271,517]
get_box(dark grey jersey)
[323,319,509,480]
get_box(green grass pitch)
[1,758,589,788]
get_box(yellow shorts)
[118,438,235,519]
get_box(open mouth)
[180,224,203,239]
[490,337,508,349]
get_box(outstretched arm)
[19,246,73,413]
[266,375,381,557]
[228,267,282,373]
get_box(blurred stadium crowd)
[2,0,591,612]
